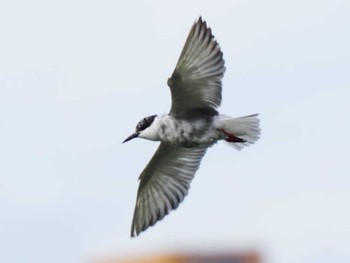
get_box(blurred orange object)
[93,251,261,263]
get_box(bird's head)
[123,115,158,143]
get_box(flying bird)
[123,17,261,237]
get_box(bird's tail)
[217,114,261,150]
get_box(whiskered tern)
[123,17,261,237]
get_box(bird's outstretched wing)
[167,17,225,119]
[131,143,207,237]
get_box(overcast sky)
[1,1,349,263]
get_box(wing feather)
[131,143,207,237]
[168,17,225,118]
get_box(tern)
[123,17,261,237]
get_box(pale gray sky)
[0,1,349,263]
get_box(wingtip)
[197,16,205,26]
[130,225,138,238]
[130,214,139,238]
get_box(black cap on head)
[136,115,157,133]
[123,115,157,143]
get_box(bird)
[123,17,261,237]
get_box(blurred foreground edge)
[92,251,261,263]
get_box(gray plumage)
[123,17,260,237]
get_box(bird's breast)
[156,115,219,147]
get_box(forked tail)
[217,114,261,150]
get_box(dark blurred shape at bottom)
[93,251,261,263]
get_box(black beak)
[122,133,139,143]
